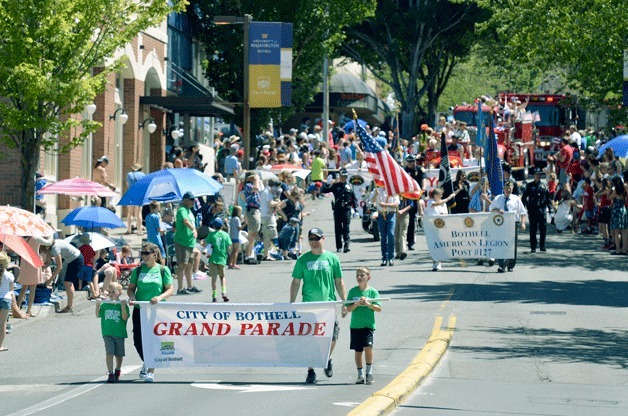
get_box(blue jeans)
[378,212,396,261]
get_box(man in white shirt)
[569,125,582,150]
[489,182,527,273]
[259,179,281,261]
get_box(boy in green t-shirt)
[345,267,382,385]
[205,218,232,302]
[95,282,129,383]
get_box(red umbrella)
[0,235,44,268]
[37,177,117,197]
[269,163,302,171]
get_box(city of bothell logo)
[160,341,175,355]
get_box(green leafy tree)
[0,0,184,210]
[341,0,489,137]
[188,0,376,138]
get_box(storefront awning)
[139,96,234,117]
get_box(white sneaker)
[144,372,154,383]
[139,365,147,380]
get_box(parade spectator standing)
[95,282,129,383]
[174,192,202,295]
[145,201,166,259]
[489,182,527,273]
[569,125,582,150]
[259,179,281,261]
[0,252,14,351]
[243,172,263,264]
[346,266,382,385]
[228,206,245,269]
[339,140,353,167]
[522,169,554,252]
[77,233,100,299]
[93,156,116,207]
[310,150,326,199]
[125,163,146,235]
[186,143,206,172]
[127,243,173,382]
[16,235,52,317]
[403,155,426,249]
[556,137,574,192]
[224,145,241,180]
[321,168,356,253]
[372,187,400,266]
[290,228,347,384]
[206,218,232,302]
[42,239,84,313]
[609,176,628,255]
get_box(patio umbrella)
[269,163,302,171]
[118,168,222,206]
[0,206,56,237]
[0,235,44,267]
[37,177,117,197]
[61,206,125,229]
[64,232,116,251]
[238,170,279,181]
[597,134,628,158]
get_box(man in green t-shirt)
[174,192,202,295]
[309,150,326,200]
[290,227,347,384]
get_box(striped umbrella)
[37,177,117,197]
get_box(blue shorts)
[0,298,11,310]
[77,265,94,282]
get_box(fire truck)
[498,93,577,169]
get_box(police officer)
[404,154,426,250]
[321,168,357,253]
[521,168,554,252]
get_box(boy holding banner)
[346,267,382,384]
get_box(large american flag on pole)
[357,123,421,198]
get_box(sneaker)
[305,369,317,384]
[212,297,217,303]
[114,369,121,382]
[144,372,154,383]
[488,259,495,267]
[245,257,258,265]
[356,376,365,384]
[106,373,115,383]
[222,294,230,302]
[365,374,374,384]
[139,365,147,379]
[324,359,333,377]
[177,288,189,295]
[497,267,505,273]
[187,286,202,293]
[287,252,298,260]
[400,252,407,260]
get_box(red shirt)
[557,145,573,170]
[582,185,595,211]
[79,244,96,267]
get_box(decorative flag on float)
[438,132,455,208]
[485,116,504,197]
[357,123,421,199]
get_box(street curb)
[348,315,456,416]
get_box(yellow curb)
[348,315,456,416]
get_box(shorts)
[246,209,261,233]
[175,242,194,264]
[350,327,374,352]
[64,256,84,284]
[103,335,126,357]
[77,265,94,282]
[208,263,225,279]
[261,216,278,239]
[558,169,569,186]
[0,298,11,310]
[584,210,594,220]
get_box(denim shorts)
[0,298,11,310]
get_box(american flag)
[438,132,455,208]
[357,123,421,199]
[485,116,503,196]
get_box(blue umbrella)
[343,119,367,133]
[598,134,628,158]
[118,168,223,206]
[61,206,125,229]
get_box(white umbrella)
[64,232,116,251]
[238,169,279,181]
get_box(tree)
[341,0,489,138]
[0,0,184,210]
[188,0,376,137]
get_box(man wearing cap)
[502,163,521,195]
[93,156,116,207]
[404,155,426,250]
[243,172,263,264]
[174,192,203,295]
[224,145,241,180]
[290,227,347,384]
[522,169,554,252]
[321,168,357,253]
[489,182,527,272]
[126,163,146,235]
[41,239,85,313]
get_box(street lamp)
[139,117,157,134]
[214,14,252,169]
[109,108,128,125]
[86,103,97,116]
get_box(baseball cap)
[211,218,224,229]
[406,155,416,162]
[339,168,348,176]
[97,155,109,163]
[308,228,324,238]
[182,191,195,200]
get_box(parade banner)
[424,166,481,193]
[140,301,336,368]
[423,212,516,261]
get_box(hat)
[131,163,142,172]
[97,156,109,164]
[289,217,300,224]
[236,149,244,158]
[79,233,91,244]
[378,131,386,137]
[375,137,387,148]
[406,155,416,162]
[182,191,195,200]
[532,167,542,175]
[229,135,241,143]
[339,168,348,176]
[308,228,324,238]
[230,144,239,151]
[0,252,9,267]
[211,218,224,229]
[420,124,429,131]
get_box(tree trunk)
[19,130,41,212]
[400,109,415,139]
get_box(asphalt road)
[3,195,626,416]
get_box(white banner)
[424,166,482,192]
[423,212,516,261]
[140,302,336,368]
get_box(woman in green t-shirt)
[127,243,173,383]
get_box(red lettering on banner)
[297,323,312,335]
[313,322,326,336]
[183,323,198,336]
[240,323,253,335]
[427,176,438,188]
[169,322,183,335]
[153,322,232,336]
[267,322,280,335]
[154,322,167,335]
[281,322,295,336]
[200,322,231,335]
[250,323,264,335]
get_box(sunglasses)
[308,236,322,241]
[140,251,154,256]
